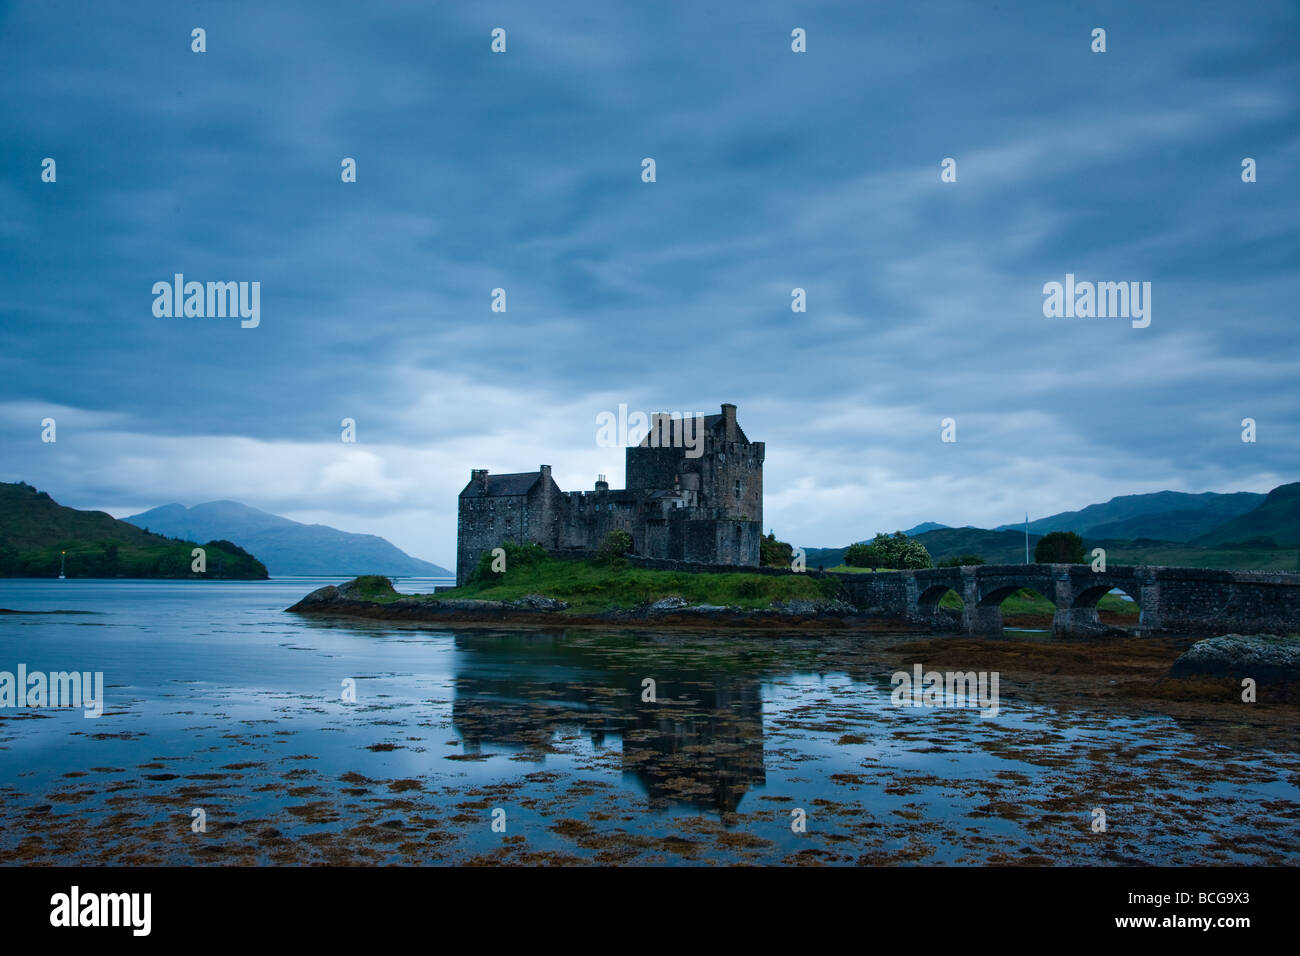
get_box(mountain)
[800,483,1299,571]
[0,482,268,579]
[1193,482,1300,548]
[1085,508,1252,542]
[915,527,1041,564]
[995,491,1265,540]
[125,500,451,577]
[903,521,949,536]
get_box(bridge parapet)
[828,564,1300,638]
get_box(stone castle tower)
[456,403,763,584]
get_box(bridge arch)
[833,564,1300,638]
[915,583,965,630]
[977,583,1058,609]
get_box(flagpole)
[1024,513,1029,564]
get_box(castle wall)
[456,473,565,585]
[456,405,764,583]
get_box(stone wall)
[831,564,1300,637]
[456,404,764,582]
[547,549,803,576]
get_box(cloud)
[1,0,1297,567]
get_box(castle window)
[735,479,743,498]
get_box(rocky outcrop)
[1168,633,1300,685]
[286,578,889,630]
[509,594,569,611]
[771,598,858,616]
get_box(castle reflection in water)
[448,630,772,813]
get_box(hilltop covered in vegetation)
[0,482,269,579]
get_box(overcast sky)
[1,0,1297,568]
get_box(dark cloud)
[1,0,1296,565]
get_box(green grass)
[936,588,1139,617]
[412,555,837,612]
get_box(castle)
[456,403,764,584]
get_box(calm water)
[1,578,1297,866]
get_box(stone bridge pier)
[831,564,1300,638]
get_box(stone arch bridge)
[830,564,1300,637]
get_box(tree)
[844,541,884,569]
[1034,530,1085,564]
[937,554,985,567]
[760,531,794,568]
[844,532,932,570]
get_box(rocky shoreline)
[285,578,894,630]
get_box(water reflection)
[449,631,767,812]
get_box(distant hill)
[801,545,851,569]
[800,482,1299,573]
[996,491,1264,540]
[1193,482,1300,548]
[914,527,1041,564]
[903,521,949,536]
[125,500,451,577]
[1084,507,1258,542]
[0,482,268,579]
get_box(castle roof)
[636,413,748,447]
[460,472,542,498]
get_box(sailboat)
[59,551,66,579]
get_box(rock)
[287,584,339,609]
[426,598,509,611]
[1169,633,1300,685]
[508,594,569,611]
[336,576,396,600]
[648,596,689,612]
[770,598,858,616]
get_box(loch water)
[1,578,1296,865]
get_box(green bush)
[597,529,633,563]
[472,540,547,583]
[760,531,794,568]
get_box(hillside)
[1193,481,1300,548]
[996,491,1264,539]
[1084,508,1253,542]
[126,500,451,577]
[915,527,1041,564]
[0,482,268,579]
[801,479,1300,572]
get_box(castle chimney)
[471,469,488,484]
[721,403,737,442]
[595,474,609,492]
[540,465,551,482]
[650,412,670,448]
